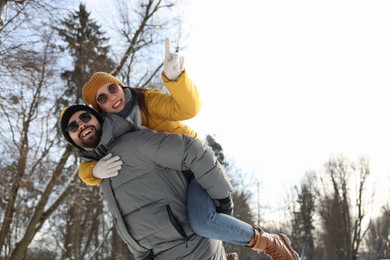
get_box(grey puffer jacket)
[83,114,233,260]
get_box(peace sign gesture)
[163,37,185,81]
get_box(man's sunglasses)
[66,112,92,133]
[96,84,119,105]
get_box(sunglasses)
[66,112,92,133]
[96,84,119,105]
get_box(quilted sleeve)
[78,160,102,186]
[145,70,202,121]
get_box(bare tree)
[110,0,185,88]
[317,155,372,260]
[318,156,352,259]
[350,157,371,260]
[0,27,77,259]
[364,203,390,259]
[0,0,63,74]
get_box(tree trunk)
[0,129,29,253]
[9,145,73,260]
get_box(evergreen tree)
[55,3,116,104]
[206,135,229,168]
[291,172,316,260]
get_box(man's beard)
[75,126,101,150]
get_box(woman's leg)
[187,179,254,245]
[187,179,301,259]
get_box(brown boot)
[226,252,238,260]
[246,227,300,260]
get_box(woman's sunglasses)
[96,84,119,105]
[66,112,92,133]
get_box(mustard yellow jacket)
[78,70,201,186]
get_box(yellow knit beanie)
[82,72,125,111]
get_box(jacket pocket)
[166,205,188,240]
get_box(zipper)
[166,205,188,242]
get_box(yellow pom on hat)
[82,72,124,111]
[60,107,68,118]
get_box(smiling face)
[96,83,126,113]
[68,110,102,151]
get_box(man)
[60,104,232,259]
[59,105,300,260]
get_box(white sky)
[180,0,390,215]
[84,0,390,218]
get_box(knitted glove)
[92,153,123,179]
[163,37,184,81]
[216,194,234,216]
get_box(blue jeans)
[187,179,254,245]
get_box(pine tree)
[55,3,116,104]
[291,172,316,260]
[206,135,229,168]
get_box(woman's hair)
[128,87,150,126]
